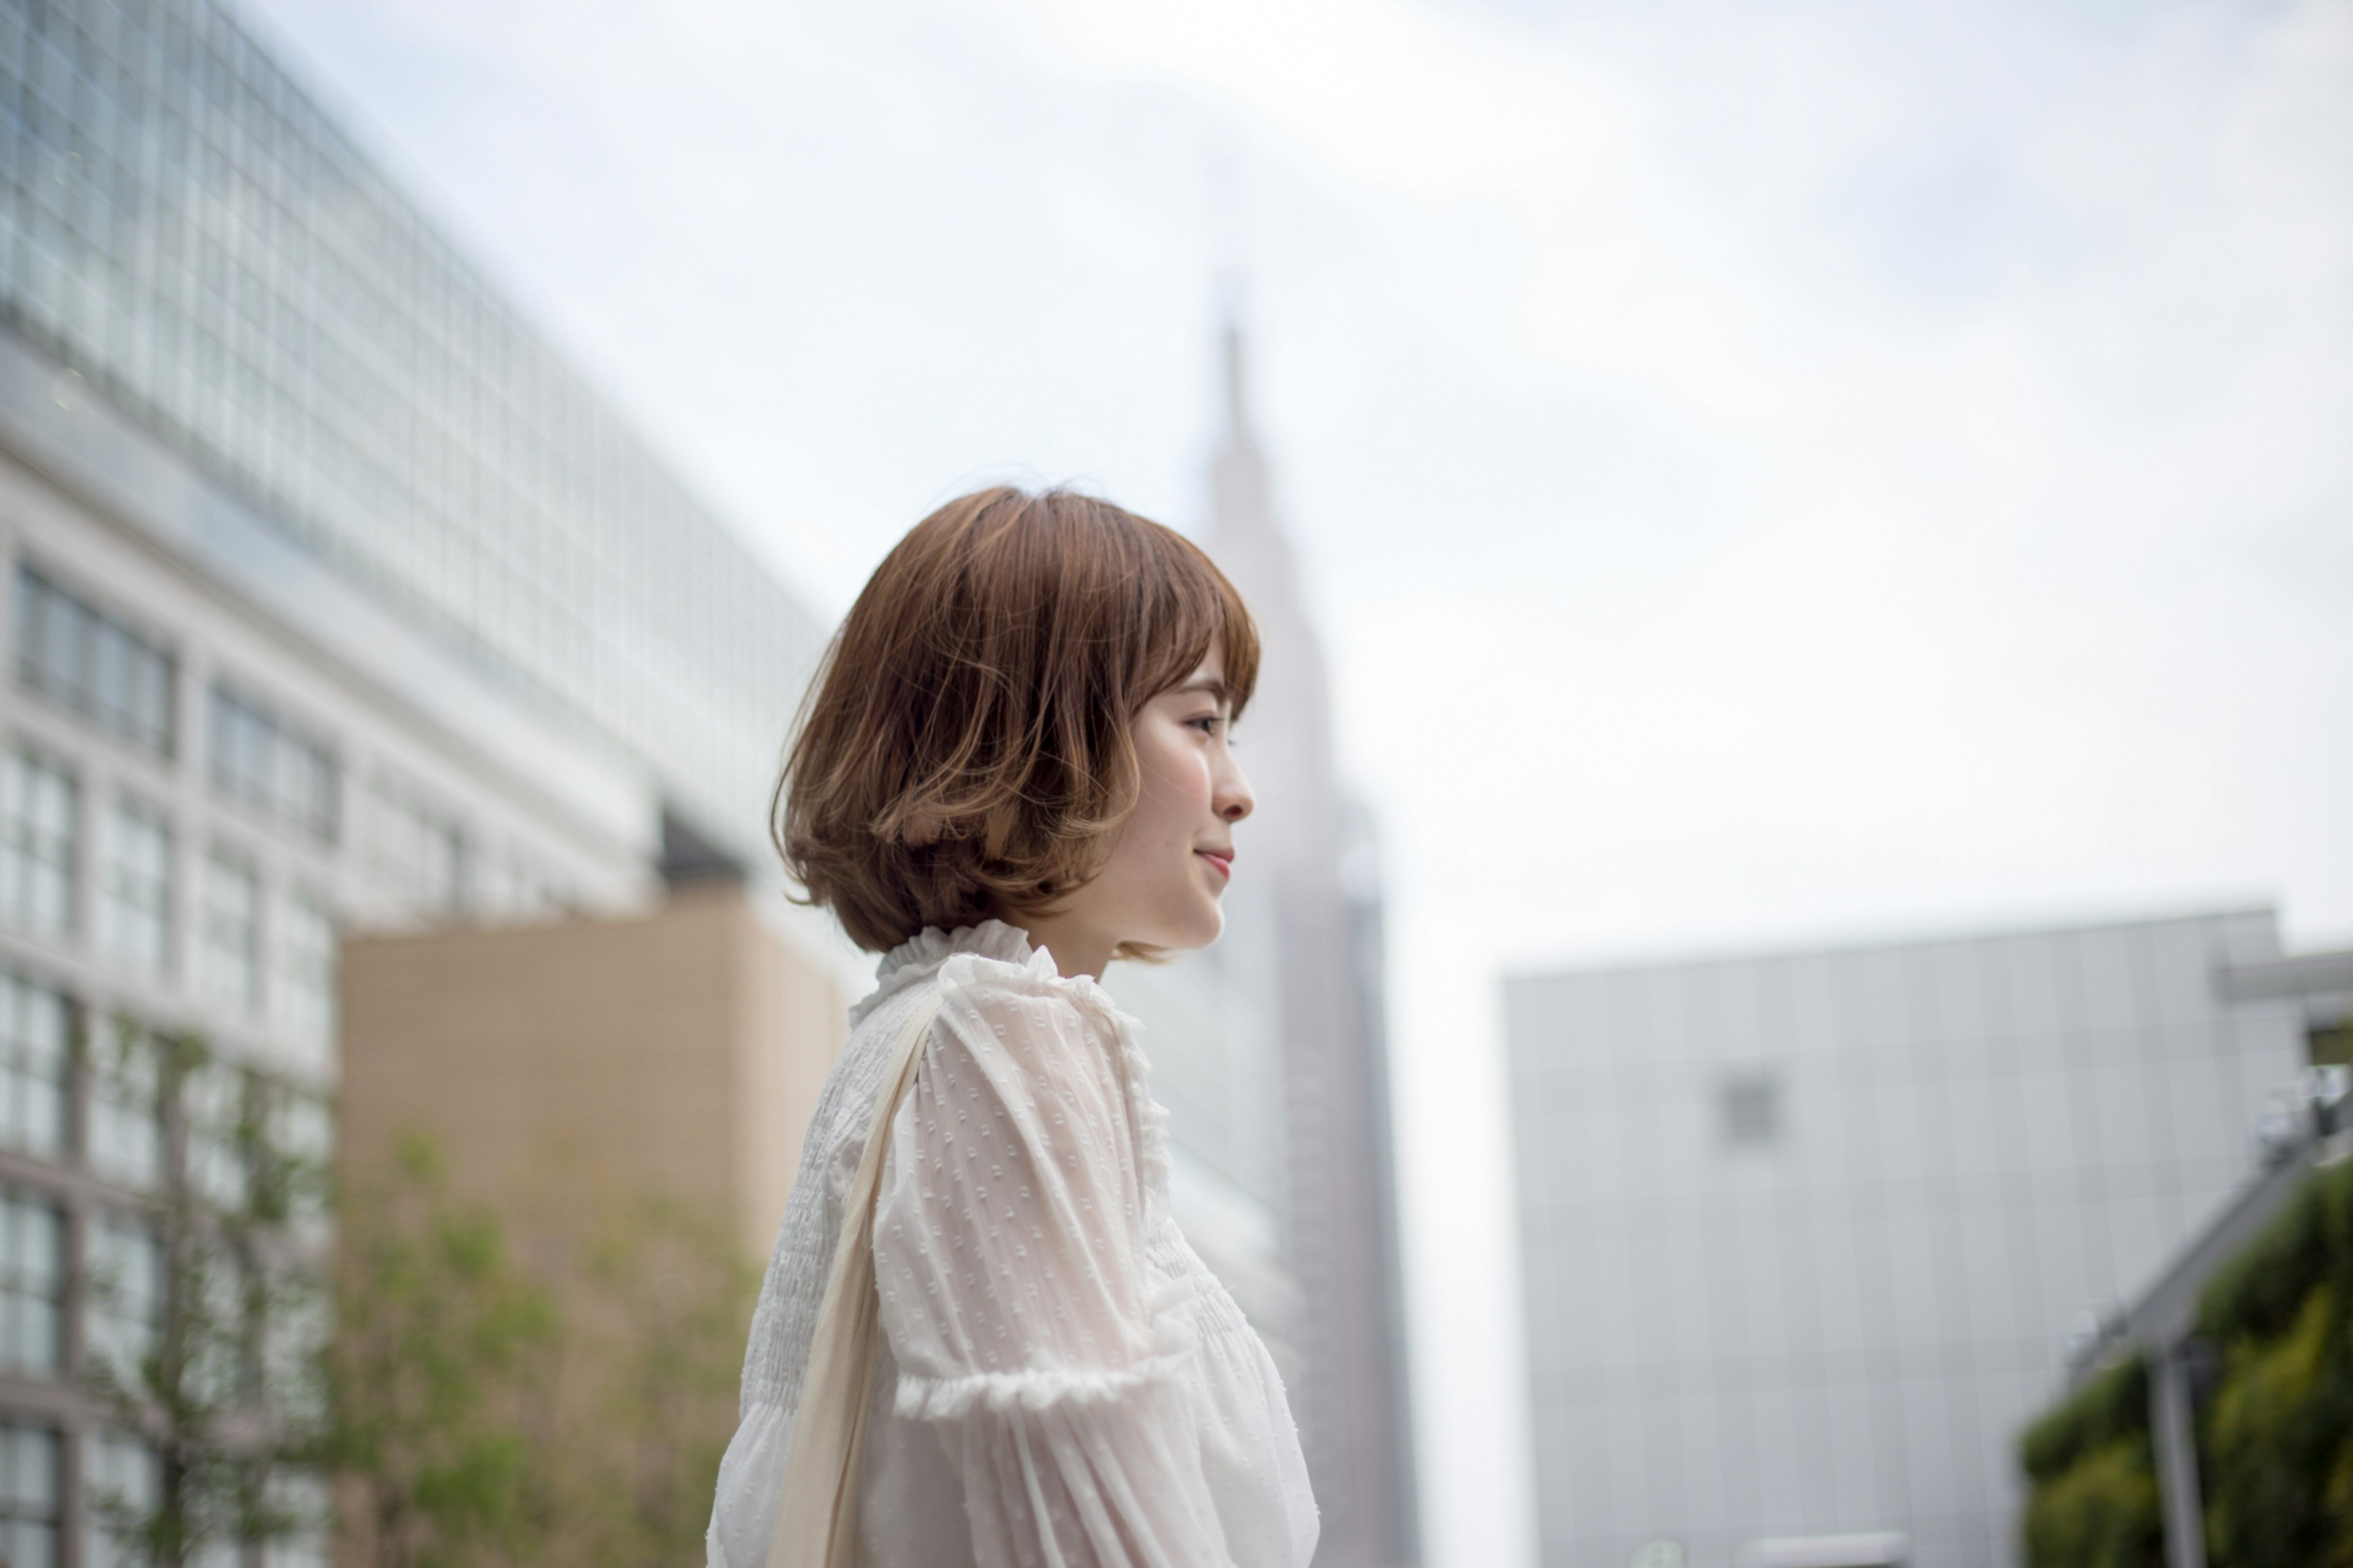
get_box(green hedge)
[2196,1153,2353,1567]
[2018,1354,2163,1568]
[2019,1153,2353,1567]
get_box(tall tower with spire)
[1205,320,1420,1568]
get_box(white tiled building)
[1506,910,2322,1568]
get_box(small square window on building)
[2310,1016,2351,1068]
[1719,1067,1783,1149]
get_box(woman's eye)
[1189,714,1224,736]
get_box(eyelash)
[1189,714,1226,737]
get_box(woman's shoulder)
[930,944,1127,1055]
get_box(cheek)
[1135,730,1213,823]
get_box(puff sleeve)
[871,952,1231,1568]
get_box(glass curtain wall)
[0,0,827,854]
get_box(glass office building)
[0,0,828,860]
[1507,909,2311,1568]
[0,0,836,1558]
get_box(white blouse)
[707,921,1318,1568]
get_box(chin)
[1178,901,1227,950]
[1135,905,1223,955]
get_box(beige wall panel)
[339,884,845,1263]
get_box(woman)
[707,488,1318,1567]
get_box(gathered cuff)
[895,1346,1193,1421]
[896,1278,1199,1421]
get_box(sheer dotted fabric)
[707,922,1317,1568]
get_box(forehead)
[1167,651,1228,697]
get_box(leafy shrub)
[2197,1156,2353,1568]
[2019,1355,2162,1568]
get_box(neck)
[1003,909,1114,981]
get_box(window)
[88,1029,162,1192]
[0,1188,62,1374]
[186,1061,247,1213]
[207,680,336,843]
[0,1422,59,1568]
[199,847,261,1012]
[13,564,175,756]
[366,780,466,915]
[103,797,174,979]
[85,1213,160,1388]
[1,746,78,937]
[279,887,333,1046]
[0,975,67,1159]
[267,1084,333,1242]
[186,1245,250,1409]
[1719,1067,1783,1149]
[82,1431,154,1568]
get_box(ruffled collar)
[850,919,1047,1028]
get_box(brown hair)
[775,486,1259,953]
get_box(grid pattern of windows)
[0,745,75,936]
[0,973,64,1157]
[0,1187,59,1374]
[207,681,335,844]
[0,0,825,859]
[0,1421,58,1568]
[87,1028,159,1191]
[83,1212,157,1387]
[102,794,172,977]
[11,565,173,756]
[278,885,332,1045]
[197,845,259,1010]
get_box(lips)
[1197,849,1233,881]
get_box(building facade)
[0,0,838,1558]
[1506,909,2316,1568]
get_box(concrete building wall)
[338,885,846,1267]
[1507,909,2305,1568]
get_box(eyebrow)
[1171,675,1231,704]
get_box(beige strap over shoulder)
[765,990,945,1568]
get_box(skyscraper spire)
[1207,312,1294,612]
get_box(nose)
[1215,754,1254,824]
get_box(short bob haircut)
[775,487,1259,955]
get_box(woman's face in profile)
[1060,652,1255,960]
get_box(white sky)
[237,0,2353,1562]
